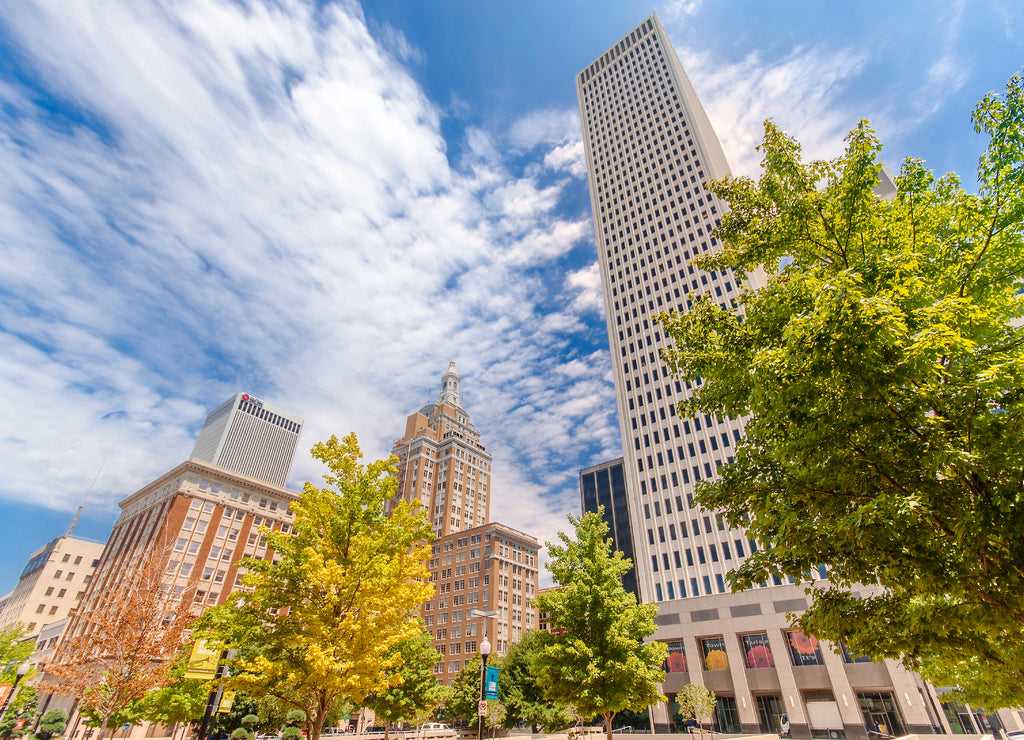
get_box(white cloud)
[678,44,870,177]
[663,0,703,19]
[0,0,618,560]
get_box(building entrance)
[756,695,788,735]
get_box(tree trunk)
[603,712,615,740]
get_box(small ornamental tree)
[658,70,1024,708]
[533,511,668,740]
[33,710,68,740]
[42,545,195,739]
[674,684,716,739]
[281,711,305,740]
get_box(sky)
[0,0,1021,589]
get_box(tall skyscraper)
[191,392,303,487]
[578,15,947,737]
[390,362,492,538]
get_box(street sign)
[478,700,488,716]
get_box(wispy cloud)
[0,0,616,565]
[678,44,870,177]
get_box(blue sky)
[0,0,1021,589]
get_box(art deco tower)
[390,362,493,538]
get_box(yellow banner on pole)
[217,691,236,714]
[183,640,221,680]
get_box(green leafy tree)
[0,685,36,740]
[0,625,34,680]
[442,657,485,729]
[658,71,1024,707]
[204,434,434,740]
[364,627,445,740]
[674,684,715,739]
[33,710,68,740]
[533,511,667,740]
[132,645,211,733]
[496,630,575,731]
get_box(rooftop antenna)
[66,454,110,537]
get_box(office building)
[45,396,305,740]
[579,458,639,599]
[577,14,949,737]
[0,536,105,635]
[423,522,539,684]
[389,362,492,538]
[191,392,303,487]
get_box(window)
[741,633,774,668]
[700,637,729,670]
[57,588,66,598]
[840,643,873,664]
[664,641,687,672]
[45,587,54,596]
[786,631,825,666]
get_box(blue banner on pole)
[485,665,499,699]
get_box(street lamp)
[0,662,31,723]
[478,637,491,740]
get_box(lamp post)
[0,662,31,724]
[470,609,499,740]
[478,637,491,740]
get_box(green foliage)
[364,625,445,730]
[658,71,1024,708]
[442,657,485,729]
[533,511,667,740]
[33,710,68,740]
[133,678,208,726]
[674,684,715,727]
[241,715,259,731]
[281,709,305,740]
[202,433,434,740]
[229,728,251,740]
[0,683,37,740]
[496,630,575,731]
[0,625,34,683]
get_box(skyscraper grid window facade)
[577,13,764,605]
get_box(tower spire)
[438,360,462,409]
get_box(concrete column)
[819,641,868,740]
[883,659,937,735]
[723,635,760,732]
[766,630,810,738]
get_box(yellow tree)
[205,434,433,740]
[41,546,195,739]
